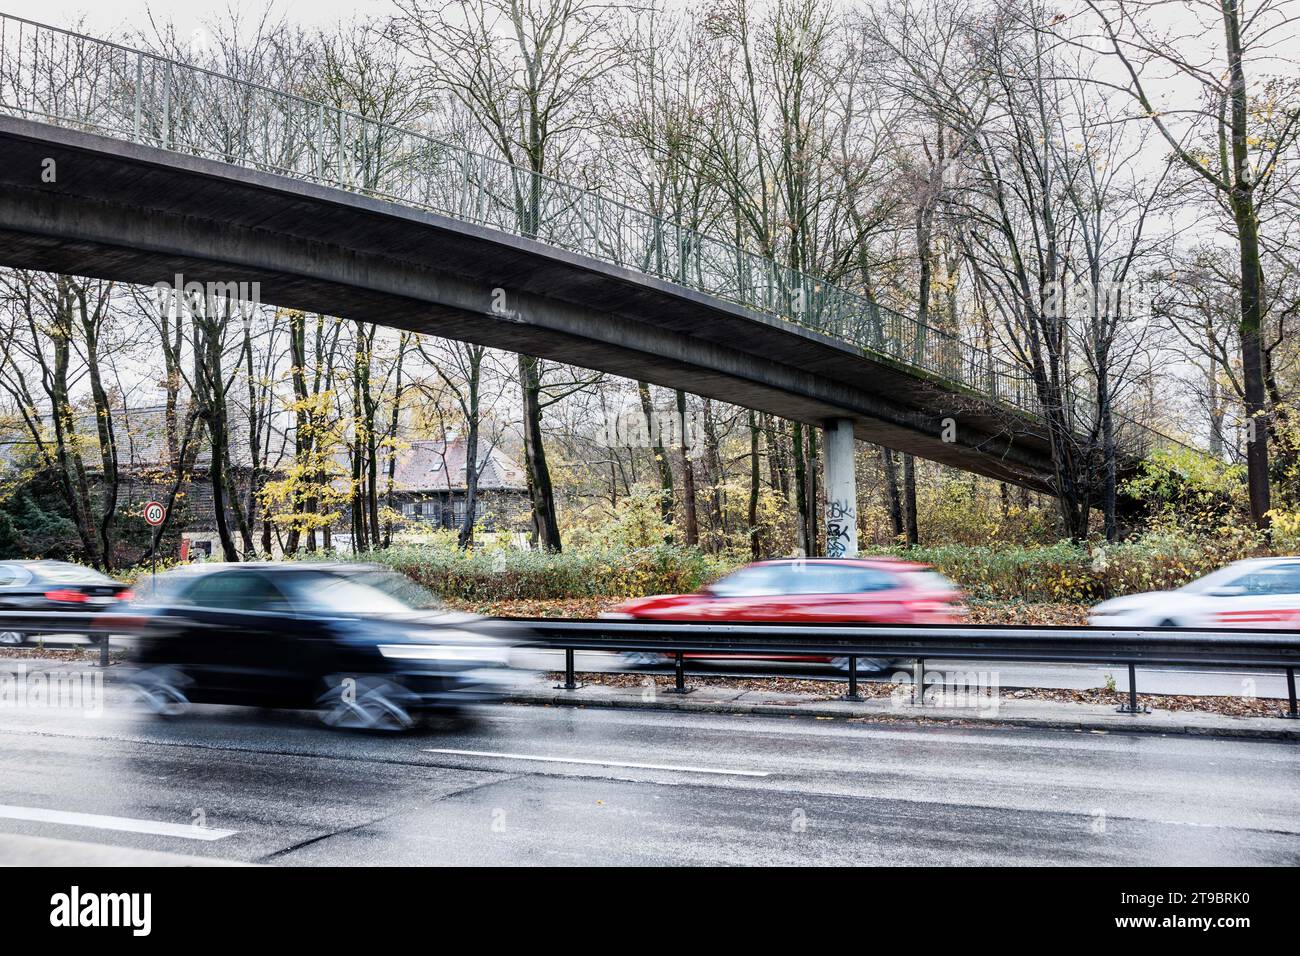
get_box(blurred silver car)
[1089,557,1300,628]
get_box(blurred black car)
[0,560,133,645]
[128,563,516,731]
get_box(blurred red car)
[603,557,965,672]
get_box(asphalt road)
[0,682,1297,866]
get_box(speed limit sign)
[143,500,166,526]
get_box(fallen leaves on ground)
[966,600,1090,625]
[0,646,114,662]
[444,597,623,618]
[1004,686,1286,717]
[449,596,1092,624]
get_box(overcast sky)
[3,0,388,36]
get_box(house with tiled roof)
[2,405,528,557]
[387,436,529,533]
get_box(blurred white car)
[1089,557,1300,628]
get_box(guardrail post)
[97,634,109,668]
[552,647,583,691]
[843,655,862,702]
[1284,667,1298,719]
[913,658,925,707]
[667,651,691,695]
[1115,663,1148,714]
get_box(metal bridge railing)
[0,12,1192,457]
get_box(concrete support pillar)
[823,417,858,558]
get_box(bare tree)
[392,0,627,551]
[1075,0,1300,529]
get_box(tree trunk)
[461,420,480,550]
[1223,0,1271,530]
[902,453,919,546]
[195,304,239,563]
[882,448,904,542]
[459,349,483,551]
[284,312,310,555]
[79,293,120,569]
[46,293,102,567]
[639,382,674,534]
[792,421,809,554]
[1098,363,1118,542]
[519,353,561,551]
[383,337,409,549]
[702,398,725,550]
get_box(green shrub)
[1122,448,1248,534]
[878,541,1095,602]
[335,531,1274,605]
[875,530,1269,603]
[339,541,743,601]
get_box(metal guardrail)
[0,13,1193,458]
[515,619,1300,717]
[0,609,130,666]
[6,610,1289,717]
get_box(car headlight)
[378,644,509,664]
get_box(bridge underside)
[0,116,1059,492]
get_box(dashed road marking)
[0,804,236,840]
[423,748,769,777]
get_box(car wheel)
[830,656,891,674]
[318,676,416,732]
[0,631,23,646]
[133,667,191,717]
[1158,618,1180,628]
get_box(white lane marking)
[0,804,236,841]
[424,748,769,777]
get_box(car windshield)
[346,568,441,609]
[709,563,898,597]
[1219,563,1300,595]
[280,571,416,614]
[1179,564,1272,594]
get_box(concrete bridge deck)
[0,114,1055,490]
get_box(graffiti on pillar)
[825,498,856,558]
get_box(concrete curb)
[506,682,1300,741]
